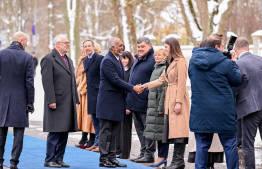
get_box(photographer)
[188,33,242,169]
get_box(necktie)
[118,59,121,65]
[62,55,69,68]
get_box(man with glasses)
[41,34,79,168]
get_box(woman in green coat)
[144,48,169,167]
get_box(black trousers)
[237,119,242,146]
[99,119,120,162]
[0,127,25,165]
[116,113,132,159]
[45,132,68,162]
[132,111,156,156]
[242,110,262,169]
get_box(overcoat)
[96,51,133,121]
[189,47,242,134]
[83,52,103,114]
[41,49,80,132]
[144,61,166,141]
[0,43,34,127]
[146,58,190,139]
[77,69,95,133]
[75,54,85,86]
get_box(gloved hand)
[27,103,34,114]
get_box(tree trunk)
[195,0,209,40]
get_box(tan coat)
[77,69,95,133]
[146,58,190,139]
[75,55,86,86]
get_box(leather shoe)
[85,145,97,151]
[91,147,100,152]
[75,143,84,148]
[110,159,127,167]
[44,161,61,168]
[99,160,116,168]
[10,165,18,169]
[56,161,70,168]
[0,164,3,169]
[129,154,143,162]
[135,155,154,163]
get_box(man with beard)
[41,34,79,168]
[96,37,142,167]
[0,31,34,169]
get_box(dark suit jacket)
[234,52,262,119]
[41,49,80,132]
[0,44,34,127]
[96,51,133,121]
[83,52,103,114]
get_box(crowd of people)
[0,31,262,169]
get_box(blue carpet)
[3,133,150,169]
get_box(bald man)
[0,31,35,169]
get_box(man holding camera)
[233,37,262,169]
[189,33,242,169]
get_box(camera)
[222,35,237,59]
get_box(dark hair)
[82,39,94,47]
[164,37,184,64]
[200,40,207,47]
[121,51,134,69]
[137,37,151,45]
[207,33,223,48]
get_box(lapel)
[108,51,124,78]
[166,58,180,75]
[52,49,71,74]
[85,52,97,70]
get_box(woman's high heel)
[149,159,167,167]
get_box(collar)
[87,52,95,59]
[10,41,24,50]
[238,51,249,58]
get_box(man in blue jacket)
[126,37,156,163]
[0,31,34,169]
[96,37,142,168]
[189,33,242,169]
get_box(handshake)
[133,84,148,94]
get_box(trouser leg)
[99,119,112,162]
[45,132,60,162]
[119,113,132,159]
[10,127,25,165]
[157,141,169,158]
[218,133,239,169]
[55,132,68,161]
[237,119,242,147]
[91,114,100,146]
[194,133,213,169]
[0,127,8,164]
[108,121,120,161]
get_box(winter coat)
[126,48,155,112]
[96,51,133,121]
[146,58,190,139]
[144,61,166,141]
[41,49,80,132]
[189,47,242,134]
[76,67,95,133]
[75,54,86,86]
[0,43,34,127]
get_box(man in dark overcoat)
[41,34,80,168]
[82,40,103,152]
[96,37,142,168]
[233,37,262,169]
[0,31,34,169]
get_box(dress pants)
[132,111,156,156]
[99,119,120,162]
[0,127,25,165]
[91,114,100,146]
[157,141,169,158]
[242,110,262,169]
[195,133,239,169]
[45,132,68,162]
[116,113,132,159]
[237,119,242,146]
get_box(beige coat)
[146,58,190,139]
[75,55,86,86]
[77,69,95,133]
[188,132,224,152]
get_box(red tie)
[62,55,69,68]
[118,59,121,65]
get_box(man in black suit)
[82,40,103,152]
[0,31,34,169]
[41,34,80,168]
[233,37,262,169]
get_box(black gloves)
[27,103,34,114]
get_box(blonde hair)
[94,43,101,54]
[154,48,167,58]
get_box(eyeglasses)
[59,41,70,45]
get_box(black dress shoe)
[135,155,154,163]
[129,154,144,162]
[44,161,61,168]
[99,160,116,168]
[110,159,127,167]
[10,165,18,169]
[56,161,70,168]
[0,164,3,169]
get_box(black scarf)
[10,41,24,50]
